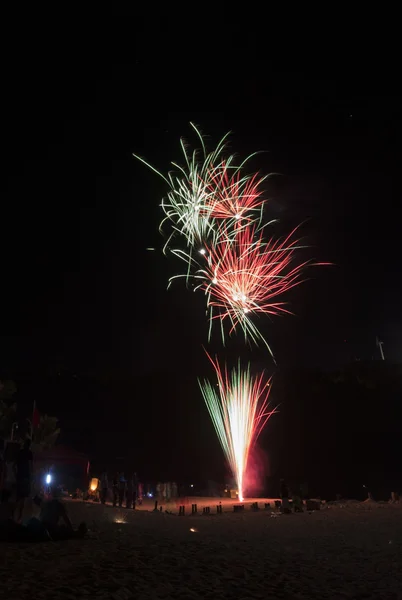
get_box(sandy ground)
[1,499,402,599]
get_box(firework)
[183,224,306,354]
[199,353,275,502]
[208,162,267,226]
[136,123,324,356]
[133,123,230,253]
[134,124,267,255]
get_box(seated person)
[39,494,73,531]
[34,489,87,540]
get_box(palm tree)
[33,415,60,450]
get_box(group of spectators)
[156,481,178,502]
[99,471,143,509]
[1,439,34,523]
[0,438,86,542]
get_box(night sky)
[2,51,401,482]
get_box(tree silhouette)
[33,415,60,450]
[0,380,17,439]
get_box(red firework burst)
[207,162,266,223]
[197,224,308,347]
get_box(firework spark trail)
[207,162,267,226]
[134,124,233,253]
[134,124,268,257]
[186,224,308,353]
[199,353,276,502]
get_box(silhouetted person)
[292,486,303,512]
[137,481,143,505]
[1,458,16,504]
[280,479,290,513]
[156,482,161,500]
[280,479,289,498]
[100,471,108,504]
[132,472,138,509]
[118,472,126,507]
[14,439,33,523]
[112,472,119,507]
[126,475,133,509]
[34,489,87,540]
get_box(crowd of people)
[155,481,178,502]
[93,475,180,507]
[1,439,34,522]
[98,471,143,508]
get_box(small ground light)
[115,512,127,524]
[190,528,197,533]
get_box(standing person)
[14,439,33,523]
[1,457,16,504]
[112,472,119,507]
[160,482,166,502]
[126,475,133,509]
[100,471,109,504]
[118,472,126,508]
[132,472,138,509]
[292,486,303,513]
[137,481,143,506]
[280,479,290,513]
[165,481,171,503]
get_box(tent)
[34,445,90,489]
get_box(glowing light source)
[45,473,51,485]
[199,353,276,503]
[115,511,127,524]
[89,478,99,492]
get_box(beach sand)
[1,499,401,599]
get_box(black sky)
[2,46,402,476]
